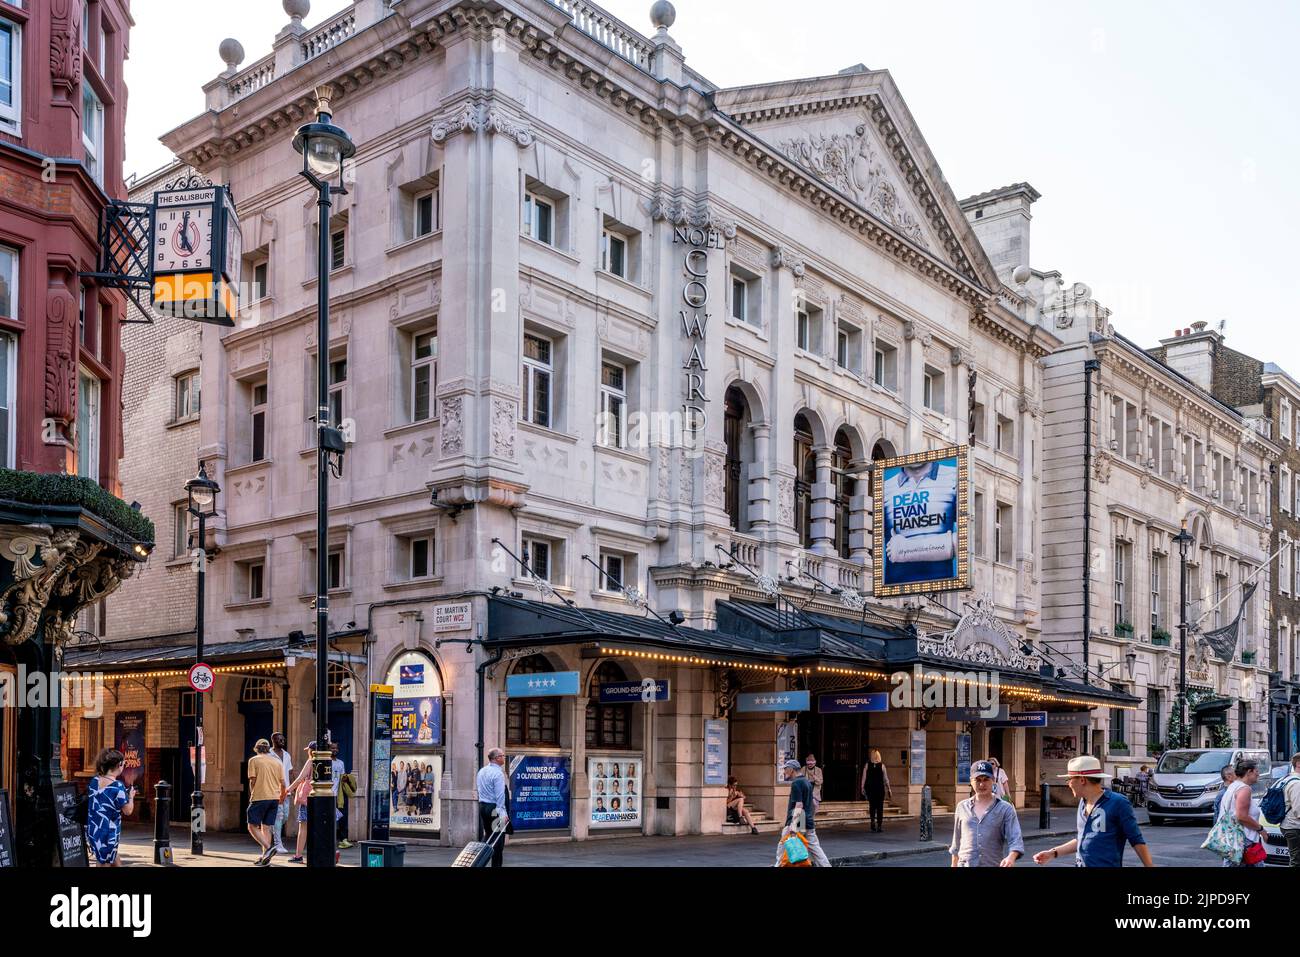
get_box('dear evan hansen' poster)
[872,445,970,597]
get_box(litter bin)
[360,840,406,867]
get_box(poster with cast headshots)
[588,757,641,829]
[872,445,970,597]
[389,754,442,832]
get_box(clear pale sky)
[125,0,1299,364]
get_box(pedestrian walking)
[774,759,831,867]
[988,756,1010,801]
[85,748,136,867]
[950,760,1024,867]
[475,747,509,867]
[1213,763,1236,819]
[804,753,824,813]
[1032,755,1153,867]
[1279,752,1300,868]
[859,748,893,832]
[247,738,287,866]
[1217,757,1266,867]
[271,732,293,854]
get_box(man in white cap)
[774,759,831,867]
[950,760,1024,867]
[1033,755,1153,868]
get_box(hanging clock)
[151,184,242,326]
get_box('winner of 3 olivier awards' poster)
[872,445,970,597]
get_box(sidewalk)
[118,806,1093,868]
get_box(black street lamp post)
[184,462,220,855]
[1174,520,1195,749]
[293,85,355,868]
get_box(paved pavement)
[118,806,1078,868]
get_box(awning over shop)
[485,595,1140,709]
[1191,696,1235,717]
[63,628,366,678]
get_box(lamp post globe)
[185,463,220,518]
[293,120,356,183]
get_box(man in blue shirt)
[773,759,831,866]
[950,761,1024,867]
[475,747,509,867]
[1034,756,1154,867]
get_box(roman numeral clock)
[151,184,242,325]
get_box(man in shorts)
[247,738,286,866]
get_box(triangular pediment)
[714,69,998,291]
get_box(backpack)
[1259,773,1298,825]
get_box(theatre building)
[82,0,1130,846]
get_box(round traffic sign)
[189,663,215,693]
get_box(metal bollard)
[920,785,932,842]
[1039,782,1051,831]
[153,780,174,865]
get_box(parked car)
[1146,748,1271,825]
[1259,765,1294,867]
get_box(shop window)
[506,655,560,747]
[586,660,631,749]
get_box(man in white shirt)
[475,748,509,867]
[270,732,293,854]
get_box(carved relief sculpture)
[44,276,77,441]
[491,397,517,460]
[49,0,83,96]
[440,396,465,456]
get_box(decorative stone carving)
[1094,450,1112,484]
[917,594,1040,671]
[950,348,966,368]
[430,103,535,147]
[777,124,928,248]
[440,396,464,456]
[0,534,51,580]
[770,247,806,278]
[491,397,516,460]
[903,320,916,341]
[777,475,795,527]
[430,103,481,144]
[484,109,535,147]
[704,451,725,508]
[44,279,76,436]
[49,1,82,95]
[646,198,738,239]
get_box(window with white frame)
[327,355,347,427]
[82,83,104,186]
[996,414,1015,454]
[401,533,435,580]
[995,501,1013,564]
[598,359,627,449]
[1294,542,1300,595]
[172,502,191,559]
[795,300,823,354]
[175,370,200,420]
[0,244,15,320]
[597,548,635,593]
[523,188,555,247]
[76,368,100,481]
[729,264,760,326]
[836,321,862,375]
[1113,540,1130,629]
[1282,545,1291,596]
[409,327,437,422]
[1282,399,1292,442]
[923,366,946,414]
[601,219,638,281]
[414,188,439,238]
[522,536,562,584]
[1151,552,1164,632]
[1283,466,1292,514]
[521,333,553,428]
[972,491,985,557]
[0,16,21,132]
[252,260,269,301]
[873,340,898,391]
[310,545,346,592]
[0,330,14,469]
[234,559,265,602]
[250,380,268,462]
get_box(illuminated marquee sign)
[872,444,971,597]
[151,185,242,326]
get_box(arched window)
[724,387,747,530]
[327,662,352,700]
[506,655,560,747]
[240,676,275,703]
[834,429,855,559]
[586,660,631,749]
[871,439,895,462]
[794,414,816,547]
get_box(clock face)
[155,204,213,273]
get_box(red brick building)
[0,0,131,487]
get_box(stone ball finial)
[1011,264,1032,286]
[219,38,245,71]
[283,0,311,22]
[650,1,676,30]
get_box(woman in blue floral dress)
[86,748,135,866]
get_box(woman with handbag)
[1204,758,1267,867]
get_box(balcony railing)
[546,0,654,69]
[302,9,357,61]
[227,56,276,100]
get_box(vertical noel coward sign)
[676,225,724,451]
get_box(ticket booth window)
[507,655,559,747]
[585,660,631,749]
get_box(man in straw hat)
[1033,755,1153,867]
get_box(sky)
[125,0,1299,363]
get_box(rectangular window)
[521,333,553,428]
[414,189,439,238]
[924,366,946,414]
[252,261,268,301]
[1283,400,1292,442]
[1283,467,1292,514]
[1113,541,1129,630]
[82,83,104,186]
[328,356,347,427]
[330,229,346,271]
[78,285,99,356]
[971,402,986,446]
[247,561,265,601]
[836,322,862,375]
[1282,547,1291,597]
[173,503,190,559]
[996,415,1014,454]
[0,244,15,319]
[251,381,268,462]
[175,371,200,420]
[1150,553,1163,632]
[0,18,21,131]
[598,360,626,449]
[523,538,551,582]
[77,369,100,482]
[523,192,554,246]
[601,551,624,590]
[728,266,760,326]
[410,328,437,422]
[796,306,810,351]
[1146,689,1162,751]
[0,330,14,469]
[972,491,985,557]
[601,228,627,278]
[327,547,344,591]
[731,276,747,322]
[1110,708,1127,747]
[995,502,1013,564]
[408,535,434,580]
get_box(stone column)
[809,446,836,555]
[848,458,872,569]
[748,423,773,530]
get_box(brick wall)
[1214,344,1265,409]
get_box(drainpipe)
[1083,358,1101,674]
[477,644,504,771]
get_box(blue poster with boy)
[881,456,959,587]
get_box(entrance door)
[239,700,273,829]
[176,692,196,822]
[823,714,867,801]
[327,702,354,771]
